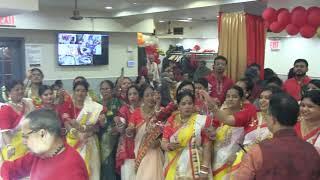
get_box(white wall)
[0,29,138,81]
[265,37,320,79]
[158,38,219,52]
[155,20,218,39]
[156,20,219,52]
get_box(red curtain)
[245,14,266,79]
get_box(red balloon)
[263,7,277,22]
[286,24,299,35]
[270,22,285,33]
[291,7,307,27]
[307,6,319,14]
[292,6,305,13]
[307,8,320,27]
[264,21,271,29]
[300,25,316,38]
[278,10,291,26]
[278,8,288,14]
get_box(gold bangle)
[81,125,87,131]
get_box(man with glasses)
[206,55,234,105]
[0,109,89,180]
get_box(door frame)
[0,37,26,82]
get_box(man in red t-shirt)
[0,109,89,180]
[206,55,233,105]
[283,59,311,101]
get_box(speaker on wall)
[173,27,184,35]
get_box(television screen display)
[57,32,109,66]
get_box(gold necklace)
[179,114,189,124]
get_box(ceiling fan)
[70,0,121,20]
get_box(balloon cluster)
[263,6,320,38]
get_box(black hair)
[139,84,154,98]
[100,80,114,90]
[53,80,63,89]
[135,75,146,85]
[248,63,261,70]
[176,80,195,96]
[264,68,276,81]
[229,85,245,99]
[30,68,44,78]
[73,81,89,91]
[287,67,295,79]
[302,90,320,106]
[244,68,258,80]
[309,79,320,89]
[261,85,283,95]
[269,93,299,126]
[73,76,87,86]
[214,55,228,65]
[194,78,208,89]
[266,76,283,87]
[25,109,61,137]
[126,85,140,100]
[294,59,308,67]
[39,85,53,97]
[239,77,254,92]
[176,90,195,104]
[5,80,24,93]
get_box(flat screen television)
[57,32,109,66]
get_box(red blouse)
[212,102,258,134]
[0,105,25,130]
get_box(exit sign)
[270,39,280,51]
[0,16,15,27]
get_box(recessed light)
[133,2,137,5]
[159,20,165,23]
[105,6,113,9]
[187,17,192,20]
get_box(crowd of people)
[0,55,319,180]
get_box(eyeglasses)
[22,129,39,139]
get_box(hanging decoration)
[262,6,320,38]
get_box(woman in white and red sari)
[295,90,320,153]
[162,91,212,180]
[115,85,140,180]
[126,84,165,180]
[0,80,34,161]
[229,86,282,177]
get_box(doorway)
[0,37,25,87]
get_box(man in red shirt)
[283,59,311,101]
[0,109,89,180]
[206,55,233,105]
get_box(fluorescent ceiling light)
[105,6,113,9]
[159,20,165,23]
[187,17,192,20]
[177,19,192,22]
